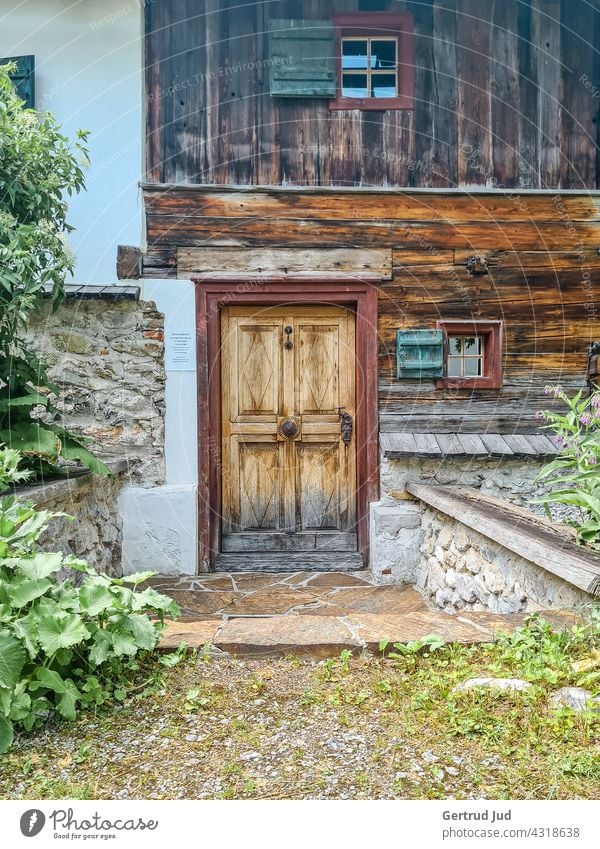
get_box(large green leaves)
[36,613,90,654]
[17,552,64,580]
[0,716,13,753]
[6,576,52,608]
[0,422,61,461]
[0,632,26,689]
[79,580,116,617]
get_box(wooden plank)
[491,0,520,188]
[177,247,393,278]
[525,433,560,455]
[116,245,142,280]
[405,482,600,596]
[453,249,600,269]
[517,0,539,186]
[393,249,455,266]
[412,0,435,189]
[435,433,463,455]
[380,415,550,435]
[480,434,514,455]
[379,431,418,456]
[414,432,443,455]
[143,186,600,223]
[214,552,365,572]
[431,0,458,187]
[146,214,600,251]
[456,0,492,186]
[457,433,489,456]
[532,0,561,188]
[502,434,541,456]
[560,0,597,188]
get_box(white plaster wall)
[0,0,142,284]
[121,279,199,575]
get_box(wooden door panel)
[297,324,339,414]
[221,305,357,558]
[235,323,281,417]
[296,442,340,529]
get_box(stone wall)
[416,509,592,614]
[18,463,126,578]
[26,298,165,487]
[381,456,577,522]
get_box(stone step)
[159,609,578,658]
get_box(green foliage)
[0,63,109,479]
[531,386,600,549]
[0,447,180,752]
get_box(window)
[436,321,503,390]
[1,55,35,108]
[330,13,414,110]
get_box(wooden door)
[220,305,360,567]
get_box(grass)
[0,617,598,800]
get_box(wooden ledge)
[405,482,600,597]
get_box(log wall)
[142,185,600,433]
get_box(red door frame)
[194,274,380,572]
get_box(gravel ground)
[1,649,598,801]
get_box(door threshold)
[214,552,365,573]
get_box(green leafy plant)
[0,62,109,479]
[531,386,600,549]
[0,446,180,752]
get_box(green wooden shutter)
[1,55,35,108]
[268,19,336,98]
[396,329,445,379]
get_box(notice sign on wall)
[165,330,195,371]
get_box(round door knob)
[279,418,299,439]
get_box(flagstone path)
[154,572,578,657]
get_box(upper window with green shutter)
[268,20,336,98]
[1,55,35,108]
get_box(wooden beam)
[177,247,393,279]
[116,245,142,280]
[405,482,600,596]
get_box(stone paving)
[154,572,579,658]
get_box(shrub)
[0,446,180,752]
[532,386,600,549]
[0,62,109,478]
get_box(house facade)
[2,1,600,578]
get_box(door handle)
[339,410,353,445]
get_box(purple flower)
[553,435,566,447]
[592,393,600,409]
[588,456,597,465]
[580,413,591,426]
[534,411,544,420]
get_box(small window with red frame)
[330,13,414,110]
[436,321,504,390]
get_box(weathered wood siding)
[144,0,600,189]
[142,184,600,432]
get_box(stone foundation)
[416,508,591,613]
[16,463,126,578]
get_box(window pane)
[464,357,483,377]
[463,336,479,352]
[448,336,462,355]
[342,74,369,97]
[447,357,462,377]
[342,40,369,69]
[372,73,396,98]
[371,40,396,70]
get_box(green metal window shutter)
[1,55,35,108]
[268,19,336,98]
[396,329,445,379]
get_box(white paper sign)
[165,330,195,371]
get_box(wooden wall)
[142,185,600,433]
[144,0,600,190]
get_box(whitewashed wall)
[0,0,142,284]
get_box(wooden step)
[214,552,365,573]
